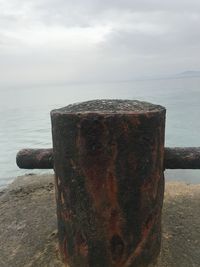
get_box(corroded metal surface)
[16,147,200,170]
[51,100,166,267]
[16,148,53,169]
[164,147,200,169]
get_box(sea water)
[0,77,200,187]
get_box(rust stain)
[77,118,126,265]
[61,191,65,205]
[61,210,73,222]
[123,213,158,267]
[106,172,118,208]
[61,237,68,264]
[75,231,88,257]
[129,115,141,126]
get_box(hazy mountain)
[174,70,200,78]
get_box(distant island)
[147,70,200,81]
[173,70,200,78]
[130,70,200,82]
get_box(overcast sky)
[0,0,200,86]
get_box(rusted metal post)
[51,100,166,267]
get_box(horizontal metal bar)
[164,147,200,169]
[16,148,53,169]
[16,147,200,170]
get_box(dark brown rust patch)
[110,234,125,262]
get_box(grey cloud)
[3,0,200,27]
[0,0,200,85]
[103,12,200,55]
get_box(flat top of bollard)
[51,99,165,114]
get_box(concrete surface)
[0,174,199,267]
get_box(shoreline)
[0,174,200,266]
[1,168,200,191]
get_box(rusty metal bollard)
[50,99,166,267]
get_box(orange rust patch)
[75,231,88,258]
[123,214,157,267]
[61,237,68,263]
[106,172,118,206]
[62,210,73,222]
[61,191,65,205]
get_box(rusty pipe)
[16,147,200,170]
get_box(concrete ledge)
[0,175,200,267]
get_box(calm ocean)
[0,77,200,187]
